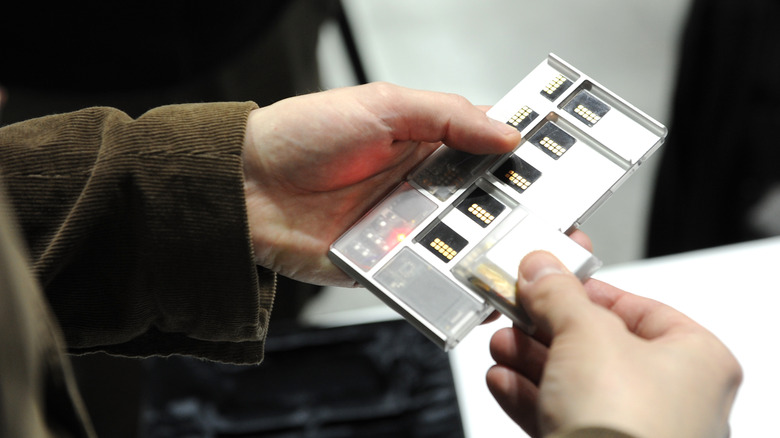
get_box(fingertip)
[484,117,522,153]
[516,251,592,335]
[489,326,516,358]
[486,364,512,390]
[568,229,593,252]
[518,251,570,286]
[490,117,524,138]
[486,365,522,404]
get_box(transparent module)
[328,54,667,350]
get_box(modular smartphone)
[328,54,667,350]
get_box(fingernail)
[518,251,568,285]
[490,118,522,137]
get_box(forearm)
[0,102,275,363]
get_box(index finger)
[584,278,699,339]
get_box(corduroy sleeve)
[0,102,275,364]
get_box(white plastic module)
[328,54,667,350]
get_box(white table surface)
[450,236,780,437]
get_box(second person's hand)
[487,250,742,438]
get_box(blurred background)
[12,0,780,437]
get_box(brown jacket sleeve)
[0,102,276,364]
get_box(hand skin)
[242,82,522,286]
[486,250,743,438]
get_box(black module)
[493,155,542,194]
[540,74,572,101]
[563,89,611,127]
[456,187,506,228]
[528,122,576,160]
[506,106,539,132]
[419,222,468,263]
